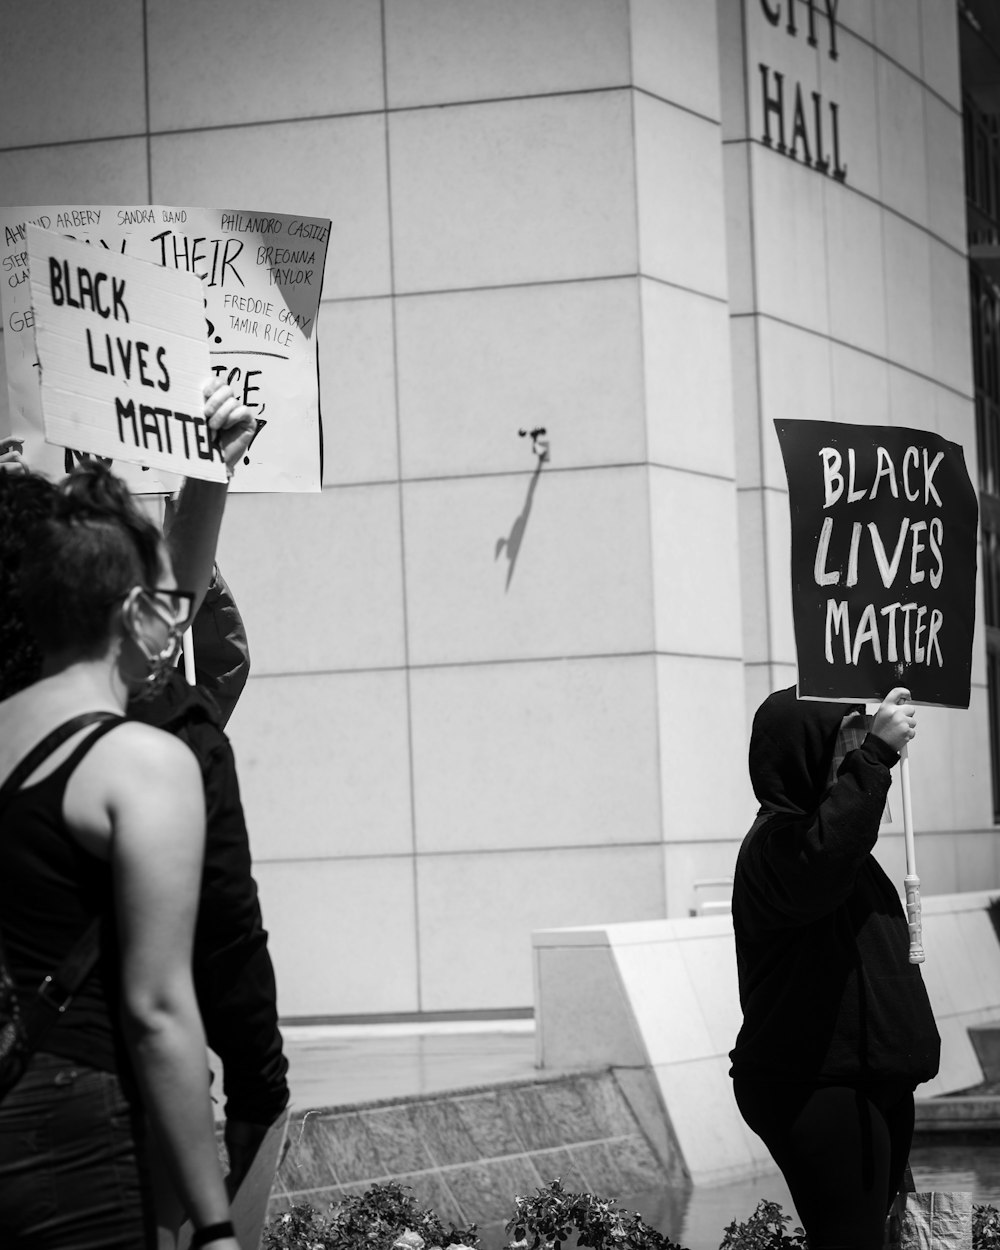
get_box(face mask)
[121,586,195,697]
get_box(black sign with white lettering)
[775,419,979,708]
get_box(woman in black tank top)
[0,463,240,1250]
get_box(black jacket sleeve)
[741,732,899,928]
[188,722,290,1125]
[191,566,250,730]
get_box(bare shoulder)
[64,719,203,856]
[88,719,200,784]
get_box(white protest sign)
[2,204,330,492]
[29,226,226,483]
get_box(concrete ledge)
[915,1096,1000,1131]
[534,891,1000,1184]
[969,1025,1000,1082]
[269,1069,681,1233]
[532,914,756,1185]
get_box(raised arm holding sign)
[0,210,292,1248]
[727,418,965,1246]
[730,681,940,1247]
[773,418,980,963]
[872,687,922,962]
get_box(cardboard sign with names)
[29,226,226,483]
[2,203,329,492]
[775,418,979,709]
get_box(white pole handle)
[182,627,196,686]
[900,743,924,964]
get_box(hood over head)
[749,685,862,816]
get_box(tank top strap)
[53,716,129,785]
[0,712,127,806]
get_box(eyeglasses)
[140,586,196,633]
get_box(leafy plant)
[974,1204,1000,1250]
[325,1182,478,1250]
[262,1182,479,1250]
[260,1180,1000,1250]
[504,1178,687,1250]
[263,1201,328,1250]
[718,1200,807,1250]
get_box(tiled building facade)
[1,0,996,1020]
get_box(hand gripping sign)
[775,419,980,961]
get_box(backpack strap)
[0,712,128,1047]
[22,916,103,1038]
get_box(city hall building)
[2,0,1000,1023]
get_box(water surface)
[622,1140,1000,1250]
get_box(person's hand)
[0,436,27,474]
[202,379,257,479]
[871,687,916,753]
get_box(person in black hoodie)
[730,685,940,1250]
[154,388,290,1189]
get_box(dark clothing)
[730,686,940,1244]
[747,687,855,815]
[0,720,129,1079]
[0,723,152,1247]
[730,688,940,1087]
[0,1052,152,1249]
[129,672,289,1126]
[189,565,250,729]
[733,1077,914,1250]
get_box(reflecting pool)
[620,1139,1000,1250]
[909,1137,1000,1207]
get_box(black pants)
[733,1077,915,1250]
[0,1052,153,1248]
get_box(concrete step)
[912,1024,1000,1131]
[970,1025,1000,1083]
[915,1095,1000,1131]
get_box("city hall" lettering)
[758,0,847,182]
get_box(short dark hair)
[18,461,163,659]
[0,470,57,699]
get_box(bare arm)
[164,380,256,615]
[108,724,240,1248]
